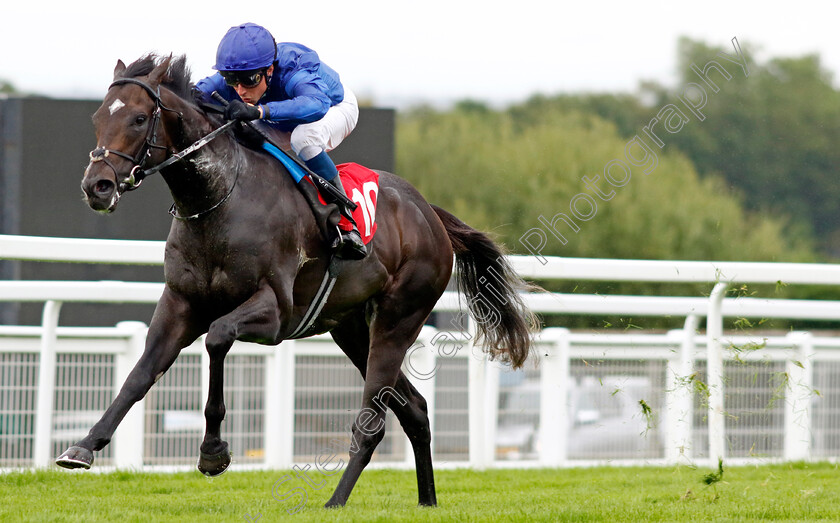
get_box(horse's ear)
[148,54,173,86]
[113,60,127,80]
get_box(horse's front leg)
[56,289,200,469]
[198,284,284,476]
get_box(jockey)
[195,22,366,260]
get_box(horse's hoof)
[324,498,345,509]
[197,443,231,477]
[56,446,94,470]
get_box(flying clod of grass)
[638,399,655,435]
[703,458,724,486]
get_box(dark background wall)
[0,97,394,326]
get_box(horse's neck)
[156,91,305,226]
[160,102,241,217]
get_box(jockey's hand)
[224,100,261,122]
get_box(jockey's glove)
[224,100,261,122]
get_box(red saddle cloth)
[318,163,379,245]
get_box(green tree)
[397,101,812,263]
[509,92,651,138]
[651,38,840,255]
[396,98,817,328]
[0,79,19,94]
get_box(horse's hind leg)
[392,374,436,506]
[331,316,437,506]
[326,292,439,508]
[198,285,283,476]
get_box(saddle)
[234,124,380,249]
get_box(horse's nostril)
[95,179,114,196]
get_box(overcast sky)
[2,1,837,107]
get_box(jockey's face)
[233,65,273,105]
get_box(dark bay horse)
[59,54,536,508]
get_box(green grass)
[2,462,839,522]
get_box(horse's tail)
[432,205,539,368]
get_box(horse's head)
[82,55,180,212]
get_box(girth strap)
[287,255,346,339]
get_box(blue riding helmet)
[213,23,277,71]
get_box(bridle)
[88,78,182,192]
[87,77,238,220]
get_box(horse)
[59,53,536,508]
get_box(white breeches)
[260,89,359,161]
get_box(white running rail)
[3,234,840,470]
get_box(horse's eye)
[134,114,147,125]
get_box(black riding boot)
[327,174,367,260]
[304,151,367,260]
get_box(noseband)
[88,78,181,192]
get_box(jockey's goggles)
[221,69,266,88]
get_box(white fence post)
[485,359,500,466]
[112,321,147,469]
[539,328,570,466]
[265,341,295,468]
[664,316,698,462]
[707,283,728,465]
[33,300,62,468]
[784,331,814,461]
[468,311,498,468]
[468,353,488,469]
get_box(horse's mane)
[121,53,194,101]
